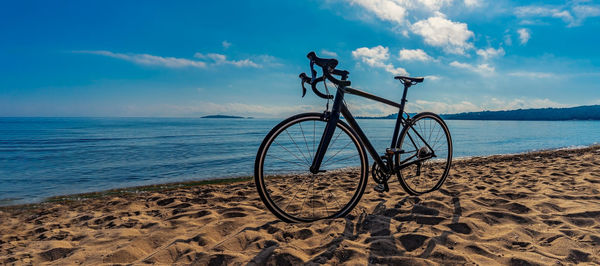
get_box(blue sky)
[1,0,599,117]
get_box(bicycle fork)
[309,89,345,174]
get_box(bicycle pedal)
[374,183,389,193]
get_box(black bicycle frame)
[309,83,435,174]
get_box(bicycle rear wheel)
[255,113,368,223]
[396,112,452,195]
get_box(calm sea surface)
[1,117,599,205]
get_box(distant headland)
[201,115,253,119]
[356,105,600,121]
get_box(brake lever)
[301,81,307,97]
[299,73,308,97]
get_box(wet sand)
[2,146,600,264]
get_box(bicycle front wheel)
[255,113,368,223]
[396,112,452,195]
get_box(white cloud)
[76,50,207,68]
[515,4,600,27]
[253,54,283,67]
[194,53,260,68]
[77,50,270,69]
[352,0,453,15]
[398,48,433,61]
[410,16,474,54]
[573,4,600,20]
[222,40,232,49]
[349,0,408,25]
[321,49,339,57]
[515,6,557,17]
[424,75,441,80]
[517,28,530,45]
[128,102,318,118]
[476,47,505,60]
[350,95,572,115]
[483,98,567,111]
[344,1,476,56]
[449,61,494,75]
[407,97,568,114]
[345,99,400,116]
[417,0,454,12]
[504,33,513,46]
[352,46,408,75]
[408,99,480,114]
[463,0,480,8]
[507,71,555,79]
[552,10,574,23]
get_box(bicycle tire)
[396,112,452,195]
[254,112,368,223]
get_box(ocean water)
[1,117,599,206]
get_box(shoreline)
[2,144,599,210]
[0,176,253,211]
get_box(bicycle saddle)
[394,76,424,83]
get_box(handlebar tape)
[306,51,350,86]
[307,51,339,70]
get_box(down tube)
[341,104,387,170]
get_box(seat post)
[390,81,411,148]
[400,81,411,107]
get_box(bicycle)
[255,51,452,223]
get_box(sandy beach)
[1,146,600,264]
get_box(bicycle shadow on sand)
[242,190,466,265]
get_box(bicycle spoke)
[258,116,367,222]
[298,122,313,162]
[273,140,310,167]
[429,119,434,142]
[328,190,343,211]
[283,176,311,211]
[397,115,451,194]
[298,174,315,217]
[322,153,358,168]
[431,127,446,150]
[417,120,424,143]
[318,175,330,217]
[406,131,419,152]
[321,140,353,167]
[313,120,316,160]
[311,174,316,218]
[286,129,311,165]
[431,126,443,150]
[275,174,306,196]
[266,154,310,168]
[328,130,344,153]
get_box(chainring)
[371,156,392,184]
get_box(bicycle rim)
[255,113,368,223]
[396,112,452,195]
